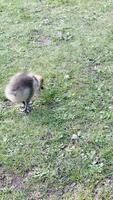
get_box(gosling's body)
[5,72,43,113]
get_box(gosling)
[5,72,43,113]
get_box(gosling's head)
[34,75,44,90]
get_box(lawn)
[0,0,113,199]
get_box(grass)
[0,0,113,199]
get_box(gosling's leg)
[20,101,27,112]
[26,100,32,113]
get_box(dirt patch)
[29,29,52,46]
[27,190,41,200]
[93,176,113,199]
[0,173,6,188]
[0,166,29,190]
[47,181,77,198]
[10,170,29,189]
[11,176,24,189]
[0,165,76,199]
[0,166,12,188]
[34,36,51,46]
[64,182,77,193]
[0,166,42,199]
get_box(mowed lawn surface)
[0,0,113,199]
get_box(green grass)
[0,0,113,199]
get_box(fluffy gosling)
[5,72,43,113]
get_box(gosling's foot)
[20,102,32,113]
[25,105,32,113]
[19,107,32,113]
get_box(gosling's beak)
[41,85,44,89]
[34,75,44,90]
